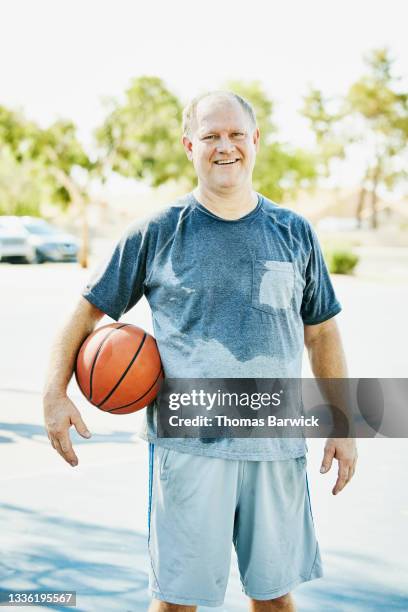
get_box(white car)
[0,218,35,263]
[0,216,79,263]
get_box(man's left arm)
[304,317,358,495]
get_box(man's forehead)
[195,95,248,130]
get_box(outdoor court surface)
[1,263,408,611]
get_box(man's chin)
[213,179,242,191]
[200,175,248,194]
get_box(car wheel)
[27,250,45,264]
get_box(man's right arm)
[43,296,105,467]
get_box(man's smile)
[214,158,240,165]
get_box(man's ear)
[182,135,194,161]
[253,127,260,152]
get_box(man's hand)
[44,394,91,467]
[320,438,358,495]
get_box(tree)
[0,106,32,160]
[28,120,96,266]
[0,106,48,216]
[226,80,317,201]
[347,48,408,228]
[0,105,95,267]
[301,88,346,176]
[96,76,195,189]
[302,48,408,228]
[0,146,45,216]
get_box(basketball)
[75,323,164,414]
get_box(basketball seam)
[97,332,148,407]
[106,366,164,412]
[88,323,129,402]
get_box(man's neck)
[193,185,258,220]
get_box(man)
[43,91,358,611]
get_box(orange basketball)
[75,323,164,414]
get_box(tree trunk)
[370,165,381,230]
[371,189,378,229]
[79,197,89,268]
[48,162,89,267]
[356,185,367,228]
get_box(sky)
[1,0,408,190]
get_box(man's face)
[182,96,260,194]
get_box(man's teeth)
[215,159,238,165]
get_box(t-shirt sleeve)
[300,221,342,325]
[81,222,149,321]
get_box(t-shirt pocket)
[252,259,295,315]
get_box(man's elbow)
[79,296,105,321]
[304,317,339,349]
[69,296,106,334]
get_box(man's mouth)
[214,158,240,165]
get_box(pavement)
[1,260,408,611]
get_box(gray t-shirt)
[82,192,341,460]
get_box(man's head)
[182,91,260,195]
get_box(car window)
[23,223,56,235]
[0,221,22,230]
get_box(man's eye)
[232,132,244,137]
[203,135,215,140]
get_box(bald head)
[182,90,257,138]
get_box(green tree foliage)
[29,119,95,266]
[227,80,317,201]
[0,146,45,216]
[347,48,408,227]
[28,119,94,209]
[0,107,94,265]
[96,76,195,187]
[303,48,408,228]
[0,106,32,160]
[0,108,93,212]
[301,88,346,175]
[0,107,47,215]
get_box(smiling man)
[183,92,259,216]
[44,91,357,611]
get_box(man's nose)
[216,136,235,154]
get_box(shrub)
[325,249,359,275]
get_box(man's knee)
[148,600,197,612]
[250,592,295,611]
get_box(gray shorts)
[148,444,323,607]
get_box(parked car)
[20,217,79,263]
[0,216,79,263]
[0,218,35,263]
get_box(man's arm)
[43,296,105,467]
[304,317,358,495]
